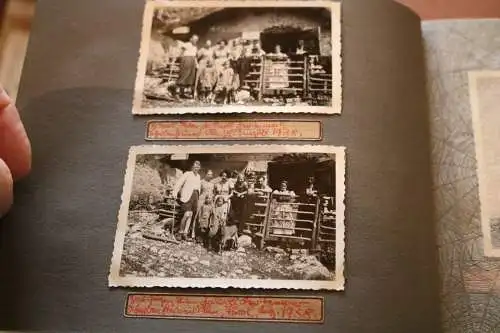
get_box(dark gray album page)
[0,0,440,331]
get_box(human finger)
[0,87,31,180]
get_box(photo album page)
[423,19,500,333]
[0,0,441,332]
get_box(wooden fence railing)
[135,192,336,255]
[150,59,180,83]
[245,192,272,249]
[260,56,307,98]
[245,192,334,252]
[149,54,333,104]
[156,198,181,234]
[316,209,336,245]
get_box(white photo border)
[469,70,500,257]
[132,0,342,115]
[109,144,346,290]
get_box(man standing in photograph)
[172,160,201,240]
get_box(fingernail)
[0,158,13,217]
[0,86,11,109]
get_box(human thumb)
[0,157,13,216]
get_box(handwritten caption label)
[146,121,322,141]
[125,293,324,323]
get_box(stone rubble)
[237,235,253,248]
[119,218,334,281]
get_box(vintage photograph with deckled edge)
[109,145,346,290]
[132,0,342,115]
[469,71,500,257]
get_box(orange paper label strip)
[145,120,322,141]
[125,293,324,323]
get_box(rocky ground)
[140,76,315,109]
[119,211,334,281]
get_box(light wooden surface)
[0,0,35,101]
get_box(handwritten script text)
[126,294,323,323]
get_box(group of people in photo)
[169,160,271,247]
[157,33,315,105]
[165,160,334,253]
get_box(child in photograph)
[208,196,228,252]
[197,195,213,245]
[230,68,240,104]
[198,59,217,103]
[214,60,236,105]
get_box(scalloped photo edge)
[108,144,346,290]
[132,0,342,115]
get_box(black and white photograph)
[132,0,342,115]
[109,145,345,290]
